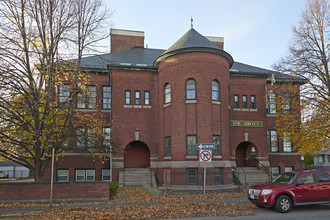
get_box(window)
[186,168,198,185]
[59,85,70,108]
[134,91,140,105]
[186,79,196,100]
[284,167,294,172]
[283,132,292,152]
[76,128,96,151]
[102,86,111,109]
[266,91,276,114]
[144,91,150,105]
[250,95,256,109]
[186,135,197,156]
[76,170,85,181]
[214,168,222,185]
[57,170,68,182]
[77,85,96,109]
[270,167,280,180]
[125,90,131,105]
[251,147,256,155]
[213,135,221,156]
[164,83,171,104]
[316,155,325,163]
[267,130,278,152]
[212,80,219,101]
[102,169,110,181]
[242,95,247,109]
[165,136,171,157]
[282,94,290,112]
[75,169,95,182]
[234,95,239,108]
[314,172,330,183]
[297,173,314,184]
[103,127,111,147]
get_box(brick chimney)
[206,36,224,50]
[110,29,145,53]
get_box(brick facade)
[48,27,305,186]
[0,182,109,201]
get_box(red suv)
[248,170,330,213]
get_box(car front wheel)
[275,195,292,213]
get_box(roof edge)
[107,64,158,72]
[154,47,234,67]
[230,72,307,84]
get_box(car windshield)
[272,173,298,184]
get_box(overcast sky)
[105,0,307,70]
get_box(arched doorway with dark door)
[124,141,150,168]
[235,141,258,167]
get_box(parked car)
[248,170,330,213]
[0,170,8,179]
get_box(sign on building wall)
[230,120,263,127]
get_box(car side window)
[297,173,314,184]
[313,172,330,183]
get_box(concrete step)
[119,168,157,188]
[234,167,269,186]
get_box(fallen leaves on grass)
[0,187,253,219]
[26,203,254,220]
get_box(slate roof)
[77,28,304,83]
[164,28,221,53]
[79,47,164,70]
[154,28,233,67]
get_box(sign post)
[199,149,212,196]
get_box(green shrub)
[304,153,314,166]
[109,181,119,198]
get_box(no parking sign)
[199,150,212,162]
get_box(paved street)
[171,204,330,220]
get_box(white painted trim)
[150,160,235,169]
[268,153,303,156]
[110,29,144,37]
[185,100,197,104]
[212,101,221,105]
[124,105,132,108]
[206,36,224,43]
[186,156,198,159]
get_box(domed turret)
[154,28,233,67]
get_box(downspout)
[109,68,113,182]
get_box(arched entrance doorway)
[124,141,150,168]
[235,141,258,167]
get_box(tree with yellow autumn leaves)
[0,0,113,182]
[273,0,329,156]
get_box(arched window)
[164,83,171,104]
[212,80,219,101]
[186,79,196,100]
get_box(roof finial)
[191,16,193,28]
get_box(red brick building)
[52,27,305,186]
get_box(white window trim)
[57,170,69,182]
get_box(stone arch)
[235,141,258,167]
[124,141,150,168]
